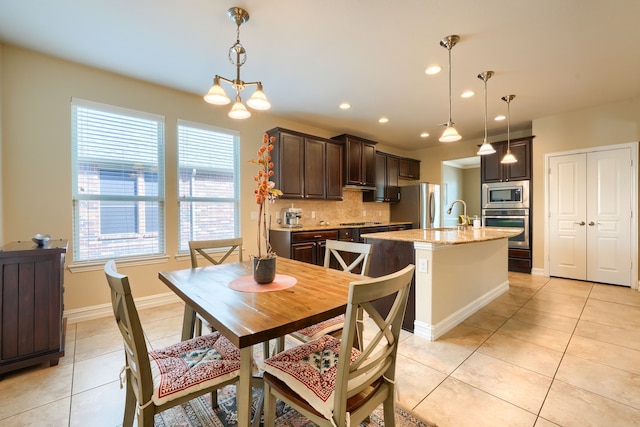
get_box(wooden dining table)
[158,256,363,427]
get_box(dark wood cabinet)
[367,152,400,202]
[0,240,67,378]
[331,134,377,187]
[481,137,533,182]
[398,158,420,180]
[290,230,337,266]
[267,128,343,200]
[325,140,343,200]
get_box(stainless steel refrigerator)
[390,183,441,229]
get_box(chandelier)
[501,95,517,163]
[476,71,496,155]
[439,35,462,142]
[203,7,270,119]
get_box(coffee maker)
[281,206,303,228]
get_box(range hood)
[343,184,375,191]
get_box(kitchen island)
[362,227,522,341]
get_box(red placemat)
[228,274,297,293]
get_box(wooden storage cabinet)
[290,230,338,266]
[0,240,67,378]
[367,152,400,202]
[267,128,344,200]
[398,158,420,180]
[481,137,533,182]
[331,134,377,187]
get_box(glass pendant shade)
[501,149,517,163]
[246,84,271,110]
[204,79,231,105]
[477,140,496,155]
[228,97,251,119]
[440,124,462,142]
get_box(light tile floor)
[1,273,640,426]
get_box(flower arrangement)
[249,134,282,259]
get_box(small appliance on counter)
[280,205,303,228]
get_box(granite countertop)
[271,221,412,232]
[360,227,523,245]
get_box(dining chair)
[103,260,242,427]
[262,264,415,427]
[290,239,373,346]
[188,238,243,337]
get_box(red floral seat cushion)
[292,315,344,341]
[263,335,361,420]
[149,332,241,405]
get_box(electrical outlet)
[250,211,258,220]
[363,210,367,217]
[377,210,381,217]
[418,258,428,273]
[311,211,316,219]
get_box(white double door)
[549,147,633,286]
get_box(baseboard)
[413,280,509,341]
[530,267,546,276]
[64,292,182,324]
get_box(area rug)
[155,385,435,426]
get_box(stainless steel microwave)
[482,180,529,209]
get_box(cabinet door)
[505,139,531,181]
[373,152,387,201]
[274,132,305,198]
[386,155,400,202]
[326,141,343,200]
[345,138,363,185]
[399,158,420,179]
[480,146,503,182]
[304,137,326,199]
[291,242,317,265]
[362,143,376,186]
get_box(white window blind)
[71,98,165,262]
[177,120,240,252]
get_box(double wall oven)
[482,180,530,249]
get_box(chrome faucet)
[447,199,468,229]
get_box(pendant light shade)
[439,35,462,143]
[476,71,496,155]
[228,95,251,119]
[500,94,517,164]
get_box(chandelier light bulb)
[246,83,271,110]
[204,78,231,105]
[440,123,462,142]
[228,95,251,119]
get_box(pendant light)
[501,94,517,164]
[439,35,462,142]
[476,71,496,155]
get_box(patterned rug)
[155,385,435,426]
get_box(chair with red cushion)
[104,260,242,427]
[262,264,415,427]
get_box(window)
[177,120,239,252]
[72,98,165,262]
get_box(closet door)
[549,154,587,279]
[549,148,632,286]
[586,148,632,285]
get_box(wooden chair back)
[104,260,153,410]
[334,263,414,425]
[323,239,373,276]
[188,237,243,268]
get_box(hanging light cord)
[483,78,488,142]
[506,97,511,151]
[447,46,453,124]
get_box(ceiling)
[1,1,639,152]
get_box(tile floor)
[1,273,640,426]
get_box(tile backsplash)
[271,188,390,226]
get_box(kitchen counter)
[360,226,522,245]
[272,221,411,232]
[363,226,520,341]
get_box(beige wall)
[531,97,640,273]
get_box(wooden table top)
[158,257,363,349]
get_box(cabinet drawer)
[508,248,531,259]
[291,230,338,243]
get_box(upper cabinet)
[481,136,533,182]
[398,158,420,180]
[267,128,343,200]
[366,151,400,202]
[331,134,376,187]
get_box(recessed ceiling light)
[425,66,441,75]
[378,117,389,124]
[494,115,506,121]
[420,132,430,138]
[339,102,351,110]
[461,90,475,98]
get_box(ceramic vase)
[252,256,276,284]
